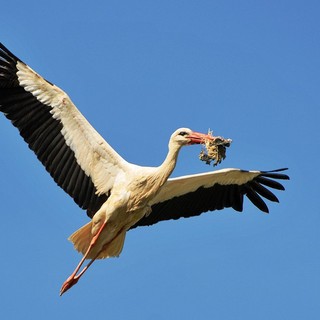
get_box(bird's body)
[0,43,289,295]
[70,133,188,261]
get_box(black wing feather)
[256,176,285,190]
[249,180,279,203]
[244,185,269,213]
[130,169,289,229]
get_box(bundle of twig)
[199,131,232,166]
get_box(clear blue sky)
[1,1,319,319]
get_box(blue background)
[1,1,319,319]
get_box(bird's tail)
[68,221,93,256]
[68,221,126,260]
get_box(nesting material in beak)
[199,130,232,166]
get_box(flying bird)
[0,43,289,295]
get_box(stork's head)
[170,128,214,147]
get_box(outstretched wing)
[130,168,289,229]
[0,43,131,215]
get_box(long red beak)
[187,131,214,145]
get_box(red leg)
[59,221,107,296]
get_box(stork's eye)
[178,131,189,136]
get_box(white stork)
[0,43,289,295]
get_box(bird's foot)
[60,274,79,296]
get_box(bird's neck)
[154,143,181,187]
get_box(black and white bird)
[0,43,289,295]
